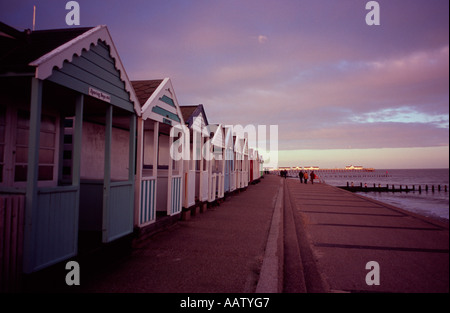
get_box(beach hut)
[223,127,236,194]
[233,136,249,190]
[239,138,250,189]
[233,136,242,189]
[257,151,264,179]
[179,105,210,212]
[249,149,255,184]
[249,149,263,184]
[132,79,185,229]
[207,124,225,202]
[0,23,139,274]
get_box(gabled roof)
[179,104,209,128]
[132,78,184,126]
[0,21,92,75]
[235,137,248,156]
[132,79,164,107]
[209,124,225,148]
[0,22,140,114]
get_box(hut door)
[102,106,136,243]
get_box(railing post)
[24,78,42,274]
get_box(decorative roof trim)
[141,78,185,125]
[29,25,140,115]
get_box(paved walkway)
[78,175,282,293]
[285,178,449,293]
[22,175,448,294]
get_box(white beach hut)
[207,124,226,202]
[180,105,210,213]
[223,126,237,194]
[132,79,185,229]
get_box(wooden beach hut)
[223,127,237,194]
[179,104,210,212]
[0,23,139,275]
[236,137,249,189]
[132,79,185,229]
[249,148,255,184]
[249,149,263,184]
[207,124,226,202]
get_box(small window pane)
[40,132,55,148]
[16,128,29,146]
[64,134,73,144]
[63,150,72,160]
[38,166,53,181]
[15,147,28,163]
[63,166,71,176]
[17,111,30,128]
[39,148,54,164]
[14,165,27,182]
[64,118,73,128]
[41,115,56,132]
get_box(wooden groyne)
[340,182,448,193]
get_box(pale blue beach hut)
[0,23,139,275]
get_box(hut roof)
[131,79,164,107]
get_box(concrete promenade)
[285,178,449,293]
[77,175,282,293]
[25,174,448,293]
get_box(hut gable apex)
[224,126,234,149]
[28,25,140,114]
[180,104,209,130]
[209,124,225,148]
[133,78,184,126]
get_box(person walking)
[299,170,304,183]
[310,170,315,184]
[303,171,308,184]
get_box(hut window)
[14,110,57,182]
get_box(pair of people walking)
[298,170,316,184]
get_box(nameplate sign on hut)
[89,87,111,103]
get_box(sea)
[289,168,449,221]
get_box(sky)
[1,0,448,169]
